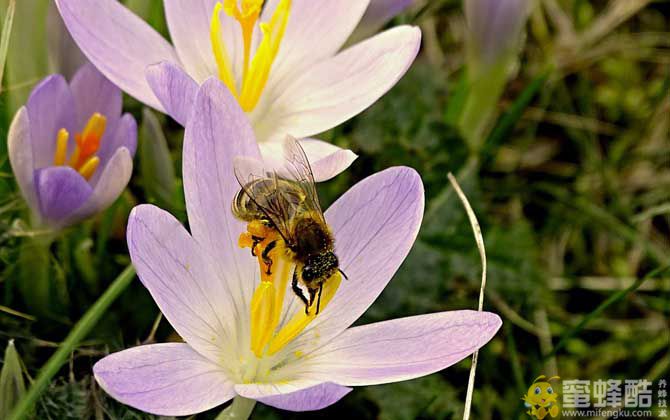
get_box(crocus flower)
[464,0,531,75]
[55,0,422,181]
[8,63,137,230]
[92,79,501,416]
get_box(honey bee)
[232,137,347,315]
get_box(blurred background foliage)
[0,0,668,419]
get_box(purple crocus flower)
[464,0,531,70]
[55,0,422,181]
[92,78,501,416]
[8,63,137,230]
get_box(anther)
[54,128,69,166]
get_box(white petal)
[94,343,235,416]
[55,0,179,110]
[300,311,502,386]
[261,0,370,89]
[127,204,239,364]
[254,26,421,142]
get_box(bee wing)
[279,136,326,224]
[233,156,295,243]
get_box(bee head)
[302,252,338,283]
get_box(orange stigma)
[53,112,107,180]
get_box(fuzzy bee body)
[232,138,344,314]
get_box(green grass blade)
[0,0,15,92]
[7,266,136,420]
[545,264,670,359]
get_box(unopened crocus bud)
[459,0,532,150]
[8,63,137,230]
[464,0,531,75]
[349,0,414,44]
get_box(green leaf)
[0,340,26,418]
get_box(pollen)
[52,112,107,180]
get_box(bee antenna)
[338,268,349,280]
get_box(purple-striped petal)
[25,75,76,169]
[146,61,198,126]
[70,62,121,131]
[96,113,137,166]
[93,343,234,416]
[34,166,92,226]
[350,0,414,43]
[55,0,179,110]
[237,382,352,412]
[69,147,133,223]
[127,204,238,364]
[303,311,502,386]
[288,166,424,352]
[8,108,39,214]
[183,78,261,315]
[255,26,421,142]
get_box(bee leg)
[250,235,263,257]
[261,240,277,275]
[315,283,323,315]
[292,271,310,314]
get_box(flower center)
[53,112,106,180]
[239,220,342,358]
[210,0,291,113]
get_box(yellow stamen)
[77,156,100,181]
[54,128,69,166]
[210,2,239,97]
[250,281,277,356]
[238,0,290,112]
[223,0,263,78]
[240,221,342,357]
[267,272,341,355]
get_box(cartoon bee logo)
[522,375,560,419]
